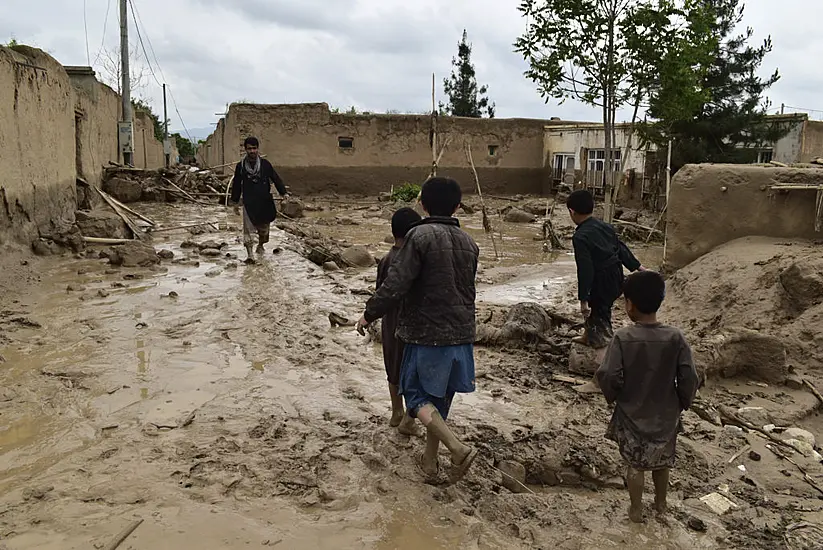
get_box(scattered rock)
[32,240,55,256]
[341,246,375,268]
[66,284,86,292]
[226,262,238,269]
[22,486,54,501]
[75,210,130,239]
[280,198,305,219]
[786,375,804,390]
[97,289,110,298]
[780,258,823,312]
[568,344,606,377]
[205,268,223,277]
[323,261,340,272]
[168,291,179,298]
[504,208,537,224]
[157,249,175,260]
[200,248,222,257]
[748,450,762,461]
[736,407,773,428]
[697,329,789,384]
[687,516,708,532]
[498,460,528,493]
[107,241,160,268]
[782,428,816,447]
[180,240,198,249]
[198,240,227,251]
[103,177,143,203]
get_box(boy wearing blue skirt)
[357,177,479,483]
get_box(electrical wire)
[83,0,91,65]
[91,0,113,68]
[127,0,196,145]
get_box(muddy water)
[0,201,682,549]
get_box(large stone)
[568,343,606,377]
[107,241,160,267]
[780,259,823,312]
[341,245,375,268]
[499,460,528,493]
[697,328,789,384]
[280,198,305,219]
[504,208,537,224]
[103,177,143,203]
[522,201,549,216]
[75,210,129,239]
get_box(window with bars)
[587,149,622,173]
[757,149,774,163]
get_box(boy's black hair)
[244,136,259,148]
[623,270,666,314]
[566,189,594,215]
[391,207,422,238]
[420,177,462,217]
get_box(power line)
[127,0,196,144]
[91,0,113,67]
[128,0,162,87]
[83,0,91,65]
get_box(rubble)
[106,241,160,268]
[75,210,130,240]
[504,208,537,223]
[341,246,375,268]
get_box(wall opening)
[338,137,354,149]
[757,149,774,163]
[488,145,499,156]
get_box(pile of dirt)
[101,165,231,204]
[663,236,823,379]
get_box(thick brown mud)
[0,199,819,549]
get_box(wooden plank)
[82,236,133,244]
[161,177,211,206]
[105,195,156,226]
[92,186,143,240]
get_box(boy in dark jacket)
[357,177,479,483]
[596,271,698,522]
[230,136,289,263]
[377,207,422,435]
[567,190,644,348]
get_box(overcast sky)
[2,0,820,139]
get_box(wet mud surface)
[0,198,821,549]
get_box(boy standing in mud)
[230,136,289,264]
[357,177,479,483]
[377,207,422,435]
[567,190,644,348]
[596,271,699,522]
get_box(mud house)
[0,45,175,247]
[200,102,574,195]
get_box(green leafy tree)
[172,133,195,158]
[640,0,785,171]
[516,0,674,220]
[441,30,495,118]
[131,98,165,142]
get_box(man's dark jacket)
[364,217,478,346]
[231,158,287,226]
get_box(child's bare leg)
[417,404,471,466]
[626,466,645,523]
[652,469,670,515]
[419,429,440,477]
[388,383,404,427]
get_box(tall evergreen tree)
[641,0,785,170]
[441,30,495,118]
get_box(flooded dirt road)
[0,199,735,549]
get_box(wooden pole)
[161,177,211,206]
[465,142,499,260]
[92,185,143,240]
[431,72,437,178]
[104,518,143,550]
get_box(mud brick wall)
[202,102,552,195]
[69,69,120,188]
[0,46,77,245]
[665,164,823,269]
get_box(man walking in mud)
[230,136,289,264]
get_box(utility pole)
[118,0,134,166]
[163,83,170,167]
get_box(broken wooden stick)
[104,518,143,550]
[162,177,211,206]
[719,406,796,451]
[646,204,668,243]
[106,194,156,226]
[92,186,143,240]
[82,236,133,245]
[803,378,823,406]
[727,445,752,464]
[465,142,500,260]
[765,444,823,497]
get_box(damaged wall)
[665,164,823,269]
[0,46,77,245]
[202,103,554,195]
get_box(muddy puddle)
[0,199,727,550]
